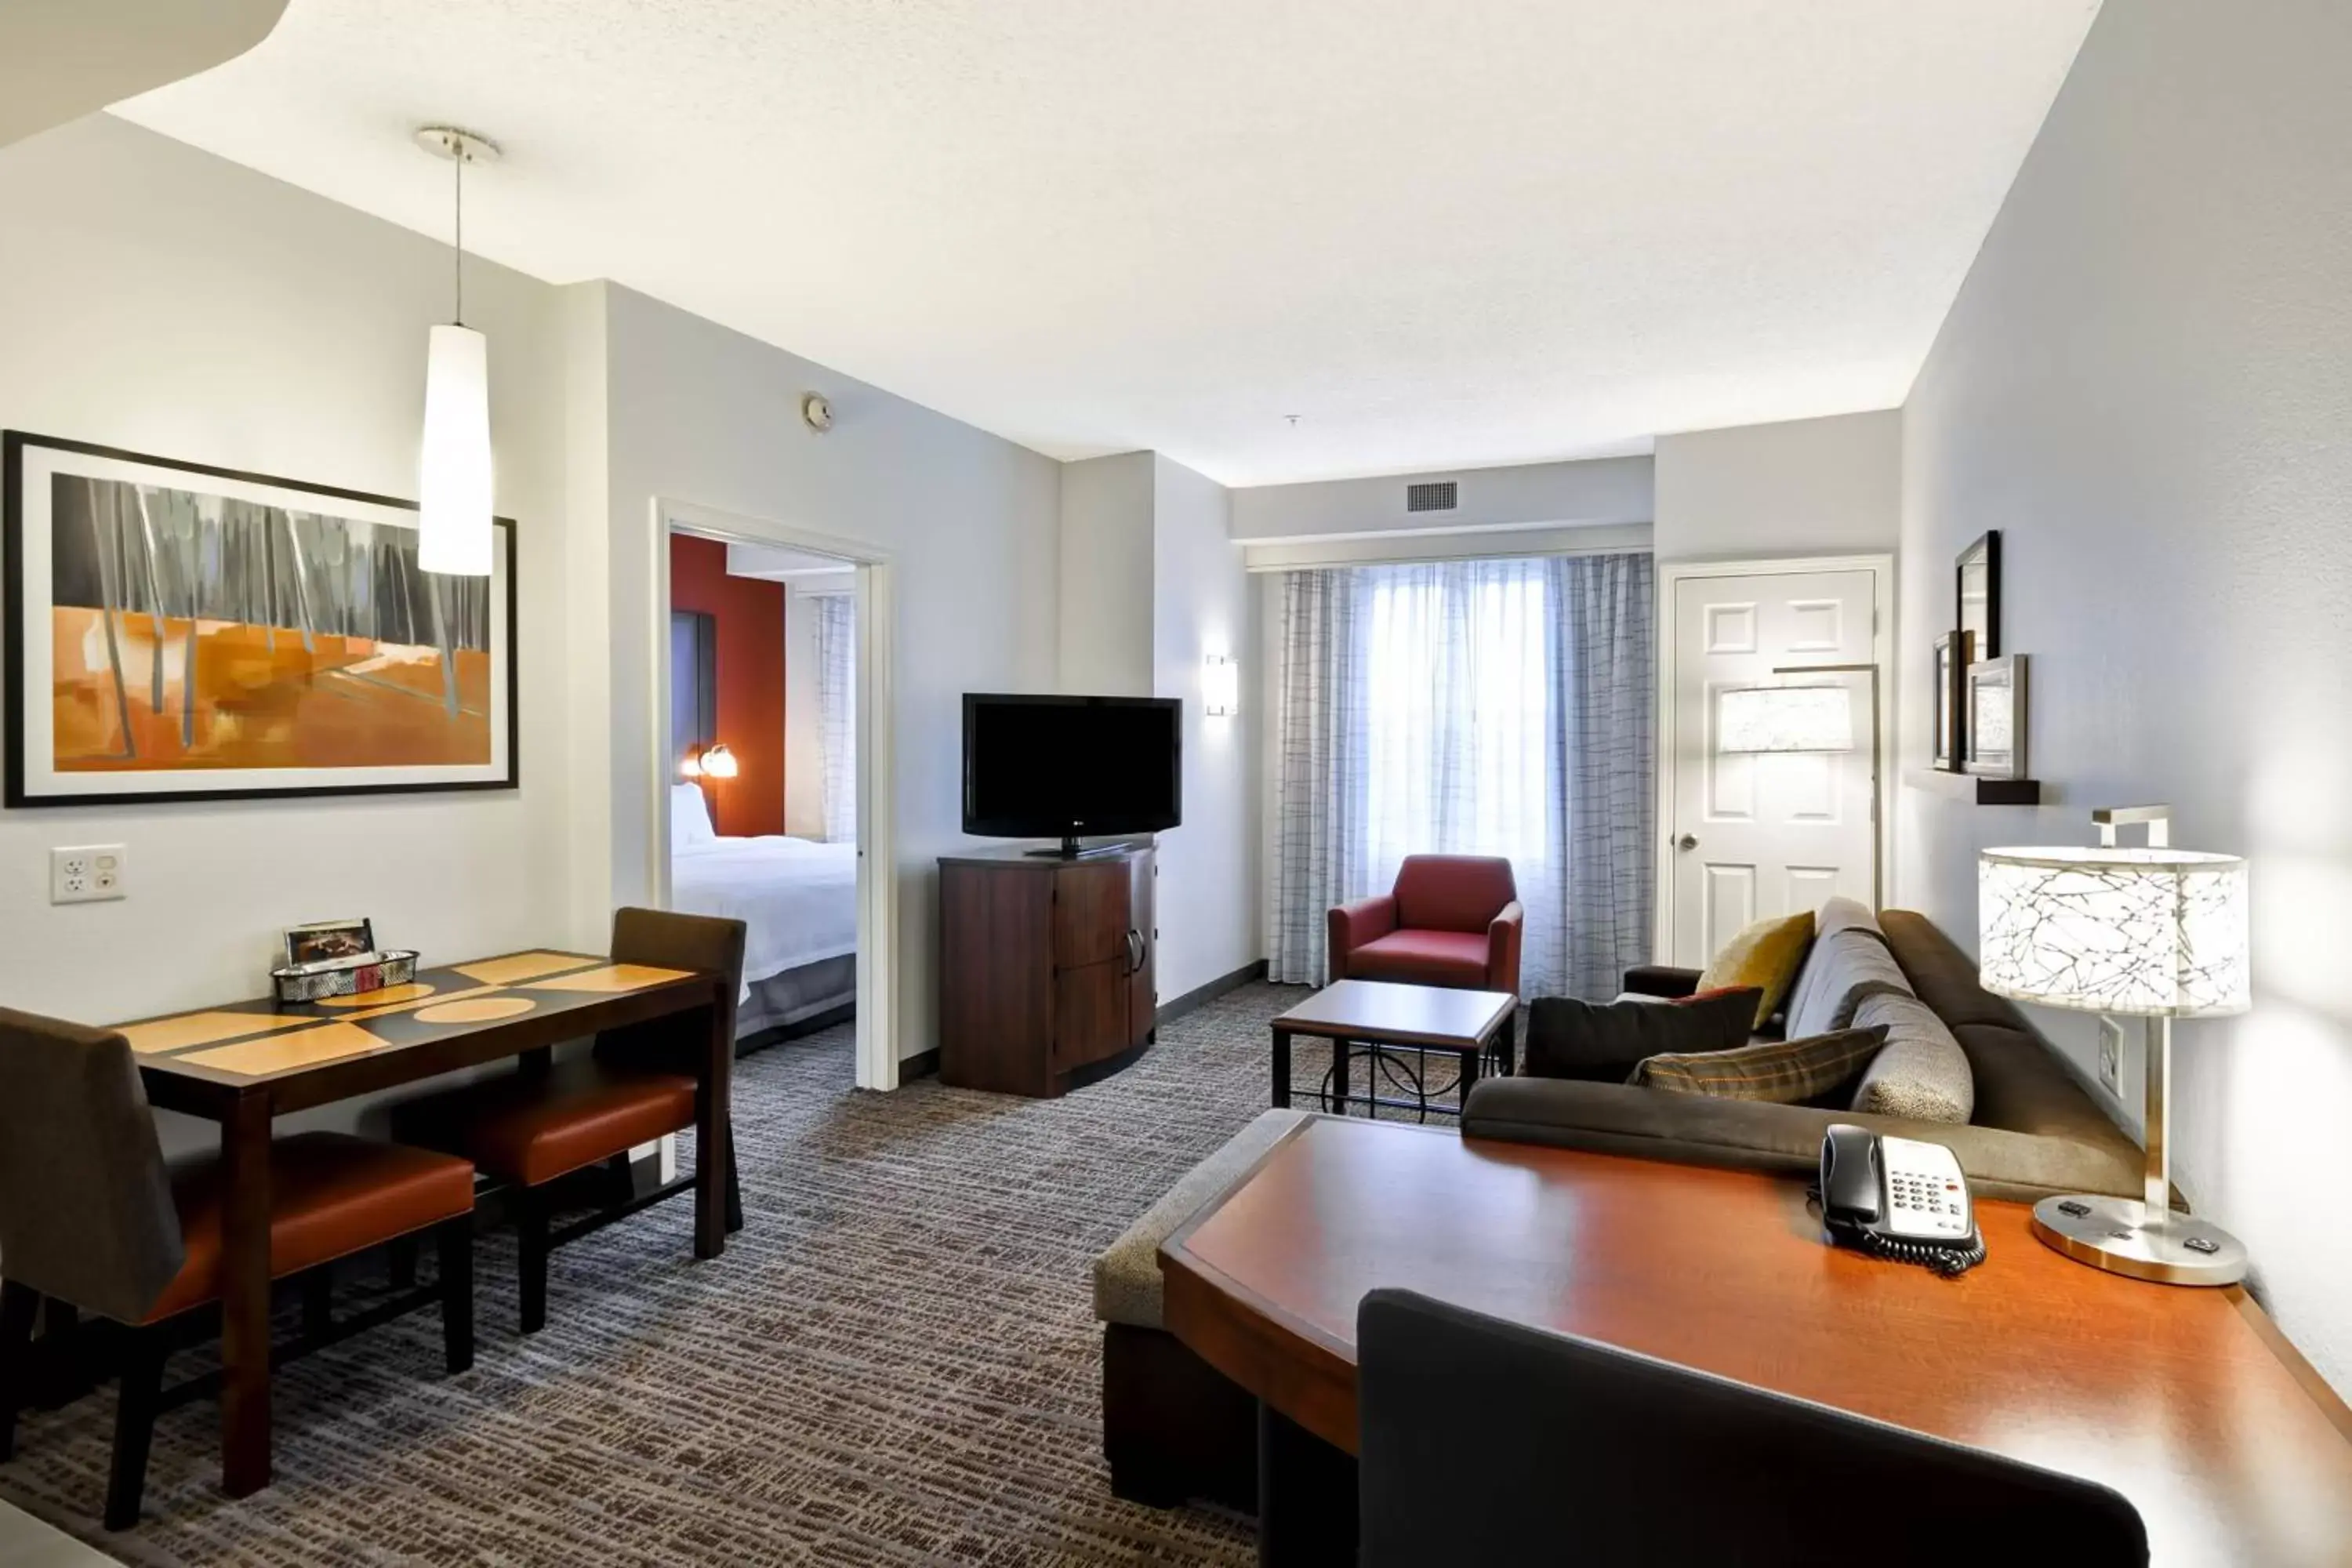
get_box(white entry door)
[1668,567,1881,967]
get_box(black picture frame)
[1957,531,2001,662]
[4,430,520,807]
[1932,629,1973,771]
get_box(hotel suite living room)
[2,2,2349,1564]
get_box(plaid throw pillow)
[1630,1025,1889,1105]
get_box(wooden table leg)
[1271,1027,1292,1109]
[694,995,730,1261]
[219,1091,273,1497]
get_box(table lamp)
[1978,805,2250,1285]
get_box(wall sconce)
[699,743,739,779]
[1204,655,1240,717]
[679,751,702,779]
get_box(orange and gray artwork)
[49,475,492,771]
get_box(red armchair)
[1328,855,1524,996]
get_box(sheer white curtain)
[1270,552,1654,999]
[812,592,856,843]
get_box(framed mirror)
[1957,531,2001,660]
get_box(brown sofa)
[1465,909,2147,1207]
[1094,909,2148,1511]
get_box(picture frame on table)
[1964,655,2028,779]
[1932,630,1973,771]
[284,919,377,969]
[4,430,517,807]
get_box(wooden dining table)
[115,948,733,1497]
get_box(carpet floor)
[0,981,1417,1566]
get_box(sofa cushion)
[1349,928,1493,986]
[1878,910,2029,1032]
[1848,993,1973,1124]
[1631,1025,1887,1105]
[1697,912,1816,1028]
[1784,928,1915,1044]
[1094,1109,1311,1330]
[1525,989,1762,1083]
[1814,896,1889,947]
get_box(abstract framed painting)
[4,432,517,807]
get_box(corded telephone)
[1817,1124,1985,1277]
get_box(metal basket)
[270,950,419,1004]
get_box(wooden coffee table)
[1269,979,1515,1120]
[1160,1115,2352,1566]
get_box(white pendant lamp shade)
[418,322,492,575]
[1978,845,2250,1018]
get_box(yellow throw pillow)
[1697,911,1816,1029]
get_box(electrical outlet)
[2098,1017,2124,1094]
[50,844,126,905]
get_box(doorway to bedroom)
[657,506,896,1091]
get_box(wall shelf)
[1904,768,2042,807]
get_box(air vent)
[1405,481,1458,514]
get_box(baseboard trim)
[1156,960,1269,1028]
[898,1046,942,1082]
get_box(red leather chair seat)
[395,1059,698,1189]
[1348,929,1497,988]
[144,1132,475,1323]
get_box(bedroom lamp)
[698,744,739,780]
[1979,805,2251,1286]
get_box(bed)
[670,784,858,1039]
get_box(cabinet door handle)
[1125,929,1144,975]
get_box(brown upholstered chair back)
[0,1009,186,1323]
[593,907,749,1071]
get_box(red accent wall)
[669,534,786,838]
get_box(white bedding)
[671,835,858,994]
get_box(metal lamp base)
[2029,1194,2247,1287]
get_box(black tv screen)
[963,694,1181,840]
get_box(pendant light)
[415,125,499,576]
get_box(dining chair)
[392,907,746,1334]
[0,1008,476,1530]
[1355,1287,2148,1566]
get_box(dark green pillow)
[1523,988,1762,1083]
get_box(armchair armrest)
[1485,900,1525,996]
[1327,895,1397,982]
[1621,964,1702,1000]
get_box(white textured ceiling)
[114,0,2097,487]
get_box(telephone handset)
[1818,1124,1986,1277]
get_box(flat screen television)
[963,694,1181,855]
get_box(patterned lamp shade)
[1979,846,2250,1017]
[1717,684,1853,753]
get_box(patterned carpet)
[0,981,1387,1566]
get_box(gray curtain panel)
[814,592,858,843]
[1269,552,1654,999]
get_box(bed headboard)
[670,609,716,764]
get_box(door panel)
[1671,568,1878,967]
[1052,860,1131,969]
[1127,851,1156,1044]
[1054,957,1130,1072]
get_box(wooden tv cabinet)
[938,842,1156,1096]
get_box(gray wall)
[1895,0,2352,1394]
[1653,411,1900,561]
